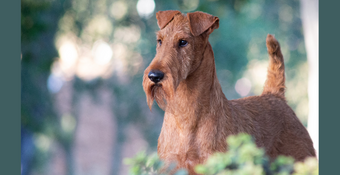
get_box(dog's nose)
[148,70,164,83]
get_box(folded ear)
[156,10,181,29]
[187,11,219,37]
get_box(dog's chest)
[158,115,210,171]
[158,133,204,172]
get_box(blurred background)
[21,0,318,174]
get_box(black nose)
[148,70,164,83]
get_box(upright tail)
[262,34,285,98]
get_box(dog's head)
[143,10,219,110]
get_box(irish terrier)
[142,10,315,174]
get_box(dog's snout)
[148,70,164,83]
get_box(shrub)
[124,133,318,175]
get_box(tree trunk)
[300,0,319,158]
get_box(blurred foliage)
[195,134,269,175]
[21,0,310,174]
[21,0,69,174]
[124,152,188,175]
[125,134,318,175]
[124,152,164,175]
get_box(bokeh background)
[21,0,318,174]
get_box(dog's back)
[228,35,315,161]
[229,95,315,161]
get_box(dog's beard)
[143,73,177,111]
[150,85,167,110]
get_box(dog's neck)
[163,42,231,152]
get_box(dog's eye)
[157,39,162,46]
[179,40,188,47]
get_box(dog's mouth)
[151,83,162,88]
[150,83,162,96]
[149,82,168,110]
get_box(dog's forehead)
[158,14,191,37]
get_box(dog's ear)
[187,11,219,37]
[156,10,181,29]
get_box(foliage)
[125,134,318,175]
[124,152,188,175]
[195,134,269,175]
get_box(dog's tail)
[262,34,285,98]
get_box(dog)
[142,10,315,174]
